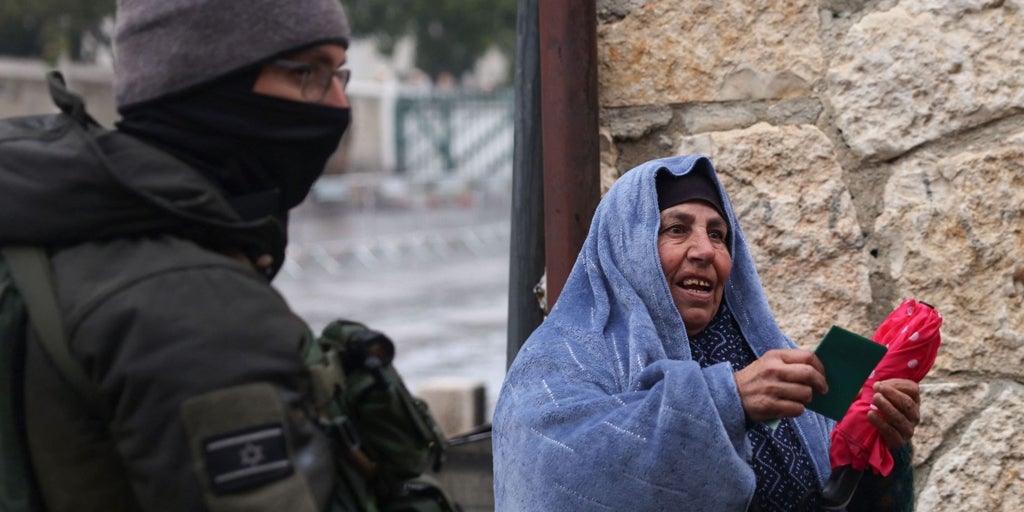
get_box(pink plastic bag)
[829,299,942,476]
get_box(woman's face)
[657,201,732,336]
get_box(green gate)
[394,89,513,181]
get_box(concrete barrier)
[418,378,495,511]
[417,377,487,438]
[436,426,494,512]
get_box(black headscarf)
[656,167,732,249]
[656,168,727,218]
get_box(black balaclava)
[116,63,351,222]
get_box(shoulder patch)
[180,382,321,511]
[203,423,293,494]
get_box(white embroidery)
[602,420,648,442]
[530,427,575,453]
[542,379,559,406]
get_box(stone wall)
[597,0,1023,509]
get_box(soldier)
[0,1,438,510]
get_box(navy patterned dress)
[688,303,823,512]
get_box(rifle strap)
[2,246,107,416]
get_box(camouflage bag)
[307,320,459,512]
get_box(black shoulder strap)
[2,246,107,416]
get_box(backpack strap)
[1,246,107,416]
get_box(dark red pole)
[538,1,601,312]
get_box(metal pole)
[507,0,546,367]
[538,1,600,312]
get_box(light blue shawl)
[493,155,835,511]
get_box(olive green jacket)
[2,104,338,511]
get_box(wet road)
[273,181,514,417]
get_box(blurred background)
[0,0,518,420]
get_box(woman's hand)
[734,349,829,423]
[868,378,921,449]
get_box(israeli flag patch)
[202,423,293,494]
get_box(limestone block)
[601,104,673,140]
[599,127,622,195]
[828,0,1024,160]
[681,103,759,134]
[915,381,989,465]
[874,142,1024,375]
[676,122,872,345]
[917,384,1024,512]
[597,0,655,21]
[598,0,823,107]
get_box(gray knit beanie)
[113,0,351,109]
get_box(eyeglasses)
[271,59,351,103]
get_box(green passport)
[806,325,888,422]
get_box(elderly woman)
[492,155,920,511]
